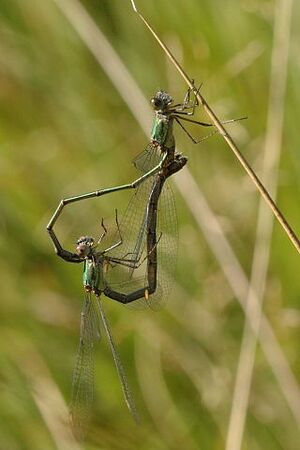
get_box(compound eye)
[76,243,87,256]
[75,236,94,257]
[151,98,161,109]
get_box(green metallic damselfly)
[108,87,245,307]
[47,82,243,438]
[134,86,246,174]
[47,154,187,439]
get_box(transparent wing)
[133,143,162,173]
[137,144,178,310]
[70,292,100,441]
[112,142,161,263]
[105,143,178,310]
[147,179,178,310]
[95,297,139,422]
[105,144,159,303]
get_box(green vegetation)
[1,1,300,449]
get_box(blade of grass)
[225,1,294,449]
[175,169,300,427]
[52,0,151,132]
[135,318,199,450]
[8,332,81,450]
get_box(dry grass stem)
[225,1,295,449]
[131,0,300,255]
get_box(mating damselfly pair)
[47,83,244,438]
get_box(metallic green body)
[151,114,175,150]
[83,257,103,293]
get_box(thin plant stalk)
[130,0,300,255]
[225,1,294,449]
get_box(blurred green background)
[1,0,300,449]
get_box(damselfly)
[47,155,186,439]
[135,86,245,173]
[107,87,244,311]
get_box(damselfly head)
[151,91,173,112]
[76,236,94,258]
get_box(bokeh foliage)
[1,0,300,449]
